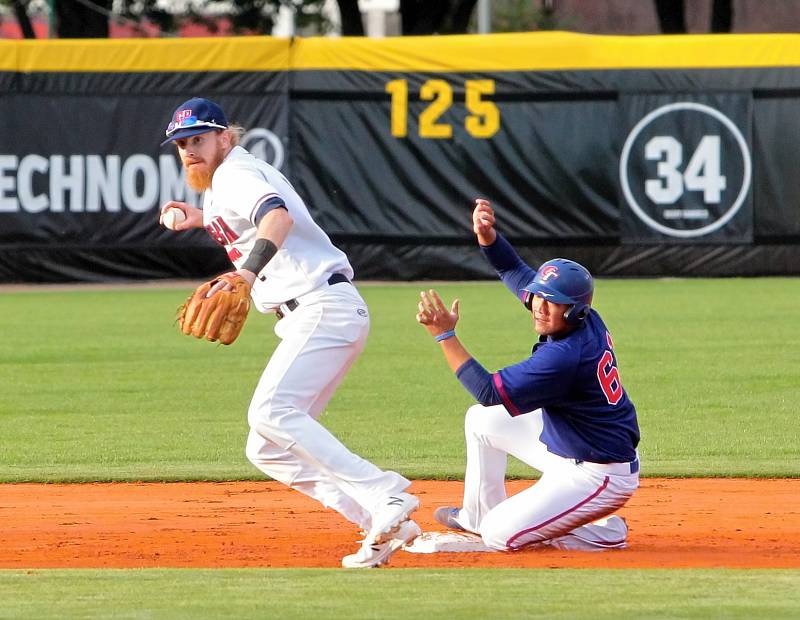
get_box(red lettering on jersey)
[227,248,242,262]
[597,349,623,405]
[205,222,226,246]
[205,217,240,246]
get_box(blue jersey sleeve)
[455,358,503,406]
[480,234,537,303]
[493,339,579,416]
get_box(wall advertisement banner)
[1,34,799,281]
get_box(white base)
[402,531,495,554]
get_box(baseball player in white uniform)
[159,97,419,568]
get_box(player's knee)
[244,441,259,466]
[465,404,508,442]
[244,431,268,466]
[480,532,509,551]
[478,519,512,551]
[476,507,509,550]
[246,398,285,432]
[246,401,261,429]
[464,404,489,434]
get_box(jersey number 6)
[597,349,623,405]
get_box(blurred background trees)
[0,0,791,39]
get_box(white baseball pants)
[457,404,639,550]
[245,283,409,530]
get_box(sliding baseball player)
[417,198,640,551]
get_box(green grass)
[1,280,799,617]
[0,278,798,481]
[1,568,799,619]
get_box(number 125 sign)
[385,79,500,139]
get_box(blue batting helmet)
[523,258,594,325]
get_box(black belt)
[327,273,350,286]
[275,273,350,319]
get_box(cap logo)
[161,98,229,145]
[540,265,559,282]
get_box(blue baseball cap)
[161,97,228,146]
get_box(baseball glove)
[177,273,251,345]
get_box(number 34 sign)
[619,96,753,241]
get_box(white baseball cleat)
[341,519,422,569]
[368,492,420,543]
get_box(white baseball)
[162,208,186,231]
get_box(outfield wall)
[1,32,799,282]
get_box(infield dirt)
[1,479,797,569]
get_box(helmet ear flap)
[523,291,533,311]
[563,303,589,325]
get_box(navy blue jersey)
[460,233,640,463]
[494,311,639,463]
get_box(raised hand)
[472,198,496,245]
[416,289,460,337]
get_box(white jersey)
[202,145,353,312]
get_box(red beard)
[185,164,214,192]
[183,148,225,192]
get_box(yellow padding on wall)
[2,31,800,73]
[291,32,800,71]
[1,36,289,73]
